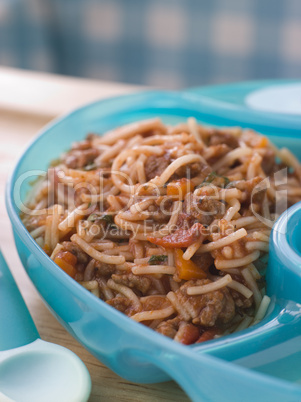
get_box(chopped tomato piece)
[196,329,218,343]
[147,223,205,249]
[167,178,194,200]
[54,251,77,278]
[175,323,200,345]
[174,248,207,280]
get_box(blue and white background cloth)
[0,0,300,88]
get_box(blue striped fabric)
[0,0,301,88]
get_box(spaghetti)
[22,117,301,345]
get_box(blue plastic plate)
[5,82,301,401]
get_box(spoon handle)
[0,250,39,351]
[150,344,301,402]
[132,335,301,402]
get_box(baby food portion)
[22,117,301,344]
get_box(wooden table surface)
[0,67,189,402]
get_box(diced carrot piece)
[166,178,194,200]
[54,256,77,278]
[256,137,268,148]
[54,251,77,278]
[174,249,207,280]
[61,251,77,266]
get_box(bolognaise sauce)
[62,241,89,271]
[156,317,179,339]
[147,223,205,248]
[175,280,235,327]
[191,253,214,273]
[209,131,239,149]
[64,148,99,169]
[107,297,134,315]
[182,194,225,226]
[111,273,151,295]
[23,118,286,345]
[145,153,171,180]
[206,144,231,165]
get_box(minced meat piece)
[64,148,99,169]
[111,273,151,295]
[106,297,132,314]
[198,197,225,219]
[191,253,214,273]
[261,149,276,175]
[95,261,117,277]
[182,194,226,226]
[71,140,93,151]
[152,197,173,223]
[145,153,171,180]
[156,317,180,339]
[175,279,235,327]
[173,161,210,180]
[209,131,239,149]
[230,289,253,309]
[152,210,170,223]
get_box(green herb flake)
[101,214,115,224]
[223,176,230,187]
[148,255,168,265]
[87,213,114,223]
[87,213,99,222]
[206,171,218,183]
[197,171,230,188]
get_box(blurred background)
[0,0,300,89]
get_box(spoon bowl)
[0,339,91,402]
[0,251,91,402]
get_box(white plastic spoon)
[0,251,91,402]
